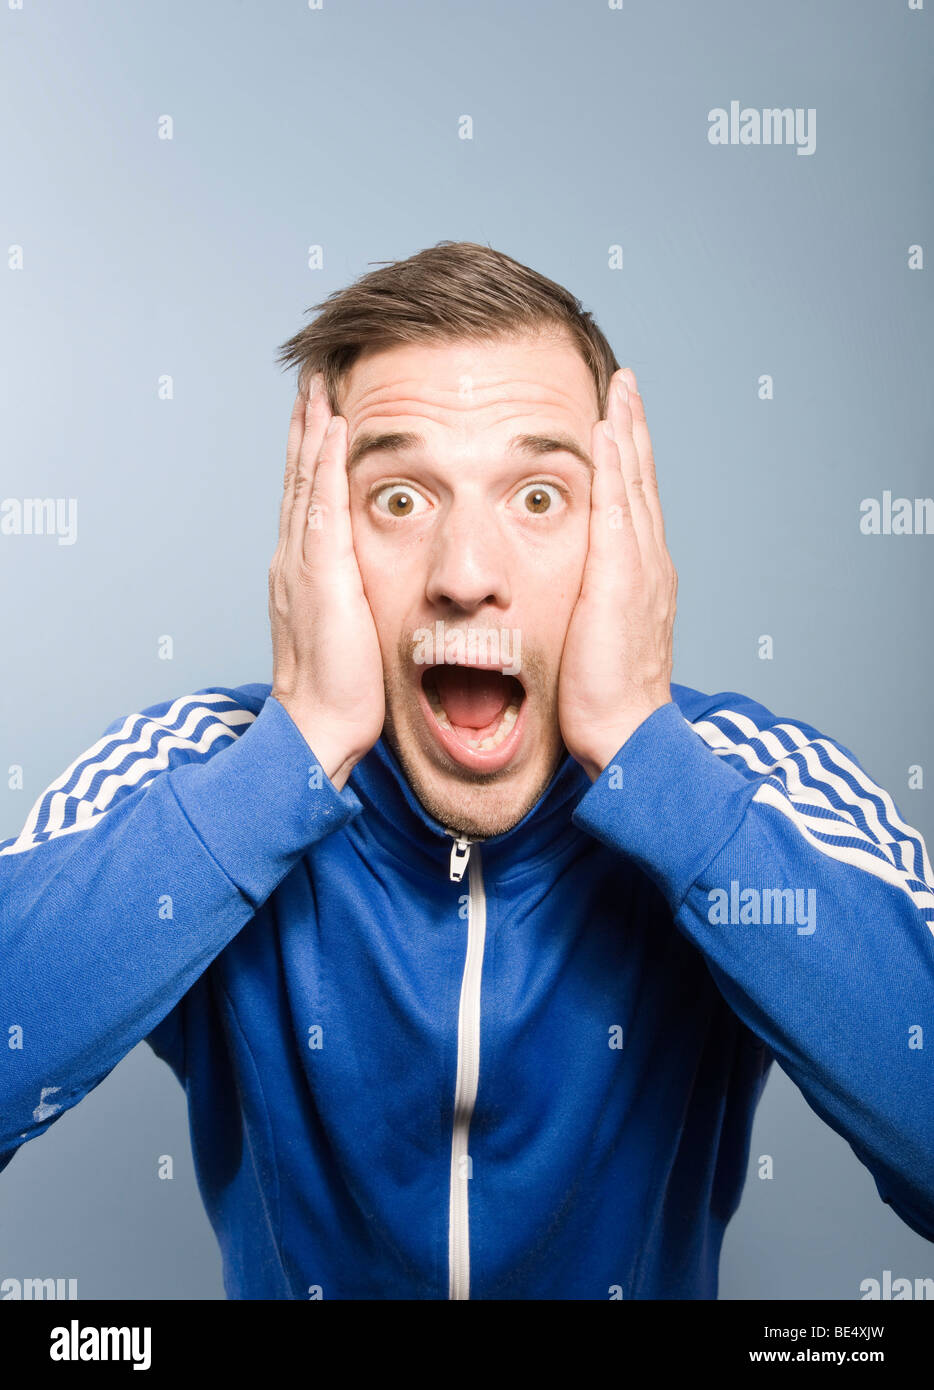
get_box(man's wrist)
[318,751,360,794]
[269,693,366,791]
[575,700,674,782]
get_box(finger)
[278,388,310,546]
[304,414,356,569]
[585,417,640,582]
[606,373,656,558]
[286,379,332,560]
[622,369,668,552]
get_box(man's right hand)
[268,373,385,791]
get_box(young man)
[1,242,932,1300]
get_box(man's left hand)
[558,367,678,782]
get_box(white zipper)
[446,832,487,1300]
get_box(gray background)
[1,0,931,1299]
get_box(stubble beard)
[379,654,564,840]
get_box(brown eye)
[373,485,428,518]
[515,482,563,516]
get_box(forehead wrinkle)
[345,367,590,417]
[344,362,596,476]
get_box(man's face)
[341,332,599,838]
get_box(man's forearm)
[0,691,360,1160]
[572,693,934,1240]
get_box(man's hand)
[558,368,678,782]
[268,374,385,791]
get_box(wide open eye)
[512,482,566,516]
[371,484,430,519]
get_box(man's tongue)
[432,666,511,738]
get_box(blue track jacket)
[1,681,933,1299]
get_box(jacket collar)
[347,732,590,883]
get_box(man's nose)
[424,497,512,614]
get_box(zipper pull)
[448,835,473,883]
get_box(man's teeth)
[425,682,452,728]
[473,703,519,749]
[425,684,520,749]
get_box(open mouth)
[419,665,527,768]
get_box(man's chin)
[382,720,560,840]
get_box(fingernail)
[325,416,339,437]
[307,373,323,402]
[602,419,615,441]
[624,368,638,395]
[615,379,629,403]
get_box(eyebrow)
[345,429,593,475]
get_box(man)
[1,241,932,1300]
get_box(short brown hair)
[275,240,619,416]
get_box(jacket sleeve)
[571,692,934,1242]
[0,688,362,1170]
